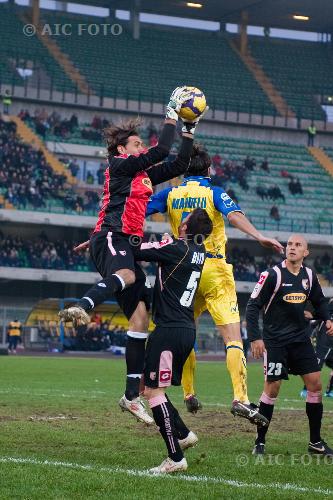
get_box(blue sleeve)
[212,187,243,216]
[146,187,172,216]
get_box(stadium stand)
[2,111,333,231]
[249,36,333,120]
[0,4,74,92]
[192,133,333,232]
[0,118,100,213]
[40,10,275,115]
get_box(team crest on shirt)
[302,279,309,290]
[119,250,127,256]
[142,177,153,189]
[150,372,156,381]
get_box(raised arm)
[147,134,193,186]
[114,87,195,178]
[133,239,180,264]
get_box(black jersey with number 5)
[246,260,329,347]
[134,238,206,327]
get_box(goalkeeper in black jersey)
[246,234,333,456]
[132,208,212,474]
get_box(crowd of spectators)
[228,247,280,282]
[0,233,94,271]
[37,317,128,351]
[0,118,103,213]
[19,108,111,144]
[0,233,157,275]
[0,119,69,210]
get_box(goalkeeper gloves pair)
[166,86,208,136]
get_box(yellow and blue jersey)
[146,176,243,257]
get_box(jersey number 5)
[180,271,201,308]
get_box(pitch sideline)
[0,456,332,496]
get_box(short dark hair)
[185,208,213,244]
[104,117,142,156]
[185,143,211,177]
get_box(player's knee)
[306,381,322,393]
[306,389,322,403]
[116,269,135,286]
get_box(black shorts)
[316,345,333,370]
[264,338,320,381]
[90,230,135,275]
[90,230,152,319]
[144,326,196,388]
[115,267,152,319]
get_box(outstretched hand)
[181,105,209,135]
[73,240,90,253]
[166,86,193,121]
[259,236,284,254]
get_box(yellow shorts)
[194,257,240,326]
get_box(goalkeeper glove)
[166,86,192,121]
[181,105,209,136]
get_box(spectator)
[97,164,105,185]
[212,152,222,167]
[7,319,22,354]
[307,123,317,146]
[2,89,12,115]
[244,155,256,171]
[268,184,285,202]
[260,157,269,172]
[256,185,268,200]
[270,205,280,221]
[69,158,80,177]
[289,177,303,195]
[280,169,293,180]
[86,171,94,185]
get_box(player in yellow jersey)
[146,144,283,425]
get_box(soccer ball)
[179,87,206,121]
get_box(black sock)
[327,373,333,393]
[78,274,125,311]
[165,395,190,440]
[256,401,275,445]
[125,333,147,401]
[306,402,323,443]
[151,399,184,462]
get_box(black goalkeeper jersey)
[246,260,329,347]
[134,238,206,328]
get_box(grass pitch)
[1,355,333,499]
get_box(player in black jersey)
[131,208,213,474]
[246,234,333,456]
[59,87,207,425]
[300,299,333,398]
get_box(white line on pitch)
[0,456,332,496]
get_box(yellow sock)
[181,349,196,398]
[226,341,249,403]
